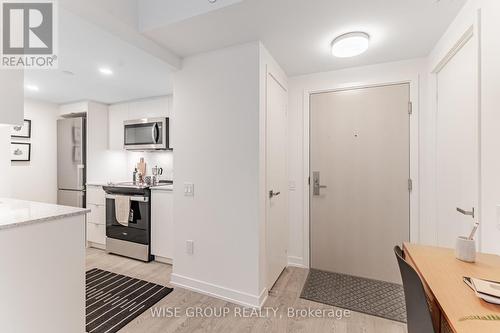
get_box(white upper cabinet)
[129,97,169,120]
[59,101,89,117]
[108,96,171,151]
[108,103,129,151]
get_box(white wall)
[0,70,23,126]
[0,126,12,197]
[428,0,500,254]
[287,58,428,268]
[9,100,59,203]
[171,42,263,307]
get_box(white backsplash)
[127,151,173,181]
[98,150,173,184]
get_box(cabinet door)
[129,97,169,119]
[87,186,105,205]
[87,204,105,225]
[87,222,105,245]
[59,102,88,117]
[108,103,129,150]
[151,191,173,259]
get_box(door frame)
[430,10,482,250]
[302,80,420,269]
[265,64,289,291]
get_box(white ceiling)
[142,0,466,76]
[24,8,173,105]
[24,0,467,104]
[138,0,243,31]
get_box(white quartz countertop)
[0,198,90,230]
[88,181,173,191]
[151,184,173,191]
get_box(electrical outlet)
[497,205,500,229]
[184,183,194,197]
[186,240,194,255]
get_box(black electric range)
[102,181,172,262]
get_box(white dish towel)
[114,196,131,226]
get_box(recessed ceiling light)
[25,84,39,92]
[62,70,75,76]
[98,67,113,76]
[331,32,370,58]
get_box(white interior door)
[310,84,410,284]
[436,35,479,248]
[266,74,288,290]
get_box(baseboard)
[170,273,263,309]
[288,256,307,268]
[154,256,173,265]
[258,288,268,308]
[88,242,106,250]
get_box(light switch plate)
[497,205,500,228]
[186,240,194,255]
[184,183,194,197]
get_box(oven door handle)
[105,195,149,202]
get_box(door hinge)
[308,177,310,186]
[408,179,413,192]
[408,101,413,115]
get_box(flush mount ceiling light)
[98,67,113,76]
[331,32,370,58]
[25,84,39,92]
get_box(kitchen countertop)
[0,198,90,231]
[87,181,126,187]
[151,184,173,192]
[88,181,173,191]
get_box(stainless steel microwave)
[124,117,170,151]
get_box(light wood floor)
[86,248,407,333]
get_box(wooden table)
[403,243,500,333]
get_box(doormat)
[300,269,406,323]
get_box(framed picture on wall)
[11,119,32,138]
[11,142,31,162]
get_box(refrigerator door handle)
[77,164,85,189]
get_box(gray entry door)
[310,84,410,283]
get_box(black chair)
[394,246,436,333]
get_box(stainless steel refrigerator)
[57,117,86,208]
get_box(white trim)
[170,273,265,309]
[265,64,289,291]
[476,9,483,252]
[287,256,307,268]
[87,242,105,250]
[302,78,421,268]
[432,26,474,74]
[154,256,172,265]
[258,288,268,308]
[431,16,482,251]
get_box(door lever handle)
[269,190,281,199]
[457,207,475,219]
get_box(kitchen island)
[0,198,89,333]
